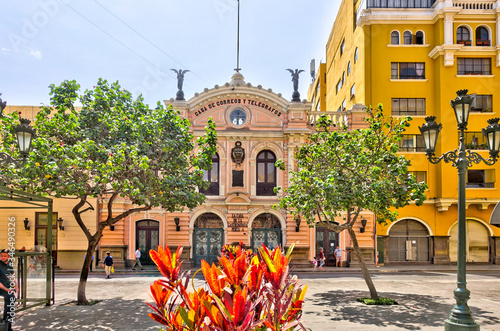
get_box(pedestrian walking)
[132,247,144,270]
[84,254,94,272]
[0,249,15,331]
[312,257,318,269]
[103,251,113,279]
[334,245,343,267]
[318,248,325,270]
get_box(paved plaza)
[10,266,500,331]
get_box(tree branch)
[72,196,92,242]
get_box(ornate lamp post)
[419,89,500,331]
[15,118,36,160]
[0,94,54,308]
[0,119,35,164]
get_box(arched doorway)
[136,220,159,265]
[251,213,282,250]
[449,219,489,262]
[193,213,224,266]
[315,227,339,266]
[388,219,430,262]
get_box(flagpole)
[235,0,241,72]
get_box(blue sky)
[0,1,339,107]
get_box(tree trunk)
[77,239,101,305]
[347,227,379,300]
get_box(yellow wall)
[318,0,500,263]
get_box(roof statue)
[0,93,6,117]
[287,69,304,102]
[171,69,190,101]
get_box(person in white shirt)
[132,247,144,270]
[334,246,343,267]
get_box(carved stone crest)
[231,141,245,165]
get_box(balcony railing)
[200,183,219,196]
[367,0,436,8]
[466,182,494,188]
[307,110,349,127]
[256,183,277,196]
[453,1,494,9]
[476,40,491,46]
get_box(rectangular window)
[35,212,59,265]
[391,62,425,79]
[408,171,427,184]
[350,84,355,99]
[398,134,425,152]
[342,99,346,111]
[336,79,342,94]
[472,95,492,112]
[467,169,495,188]
[457,58,491,75]
[464,132,488,150]
[391,98,426,116]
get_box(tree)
[0,79,217,304]
[276,106,427,300]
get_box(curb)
[55,266,500,275]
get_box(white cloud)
[1,48,11,52]
[30,49,42,59]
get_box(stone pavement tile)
[12,272,500,331]
[14,299,160,331]
[303,290,497,330]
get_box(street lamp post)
[419,89,500,331]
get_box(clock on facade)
[229,108,247,126]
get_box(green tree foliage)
[0,79,217,304]
[276,105,427,299]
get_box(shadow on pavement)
[15,299,160,331]
[308,290,500,330]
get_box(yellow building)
[309,0,500,264]
[1,105,97,270]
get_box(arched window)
[200,153,219,195]
[354,47,359,63]
[403,31,412,45]
[252,213,282,250]
[256,150,277,196]
[476,27,489,46]
[388,219,430,262]
[193,213,224,266]
[347,61,351,76]
[457,26,470,45]
[136,220,159,265]
[450,219,489,262]
[391,31,400,45]
[415,31,424,45]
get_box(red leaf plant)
[147,242,308,330]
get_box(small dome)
[230,71,245,86]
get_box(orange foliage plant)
[147,243,308,330]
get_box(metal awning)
[490,201,500,228]
[0,184,53,309]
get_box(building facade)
[309,0,500,264]
[96,72,377,269]
[1,74,377,270]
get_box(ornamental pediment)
[191,96,284,129]
[225,194,251,205]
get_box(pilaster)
[432,236,451,264]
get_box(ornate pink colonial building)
[97,72,376,268]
